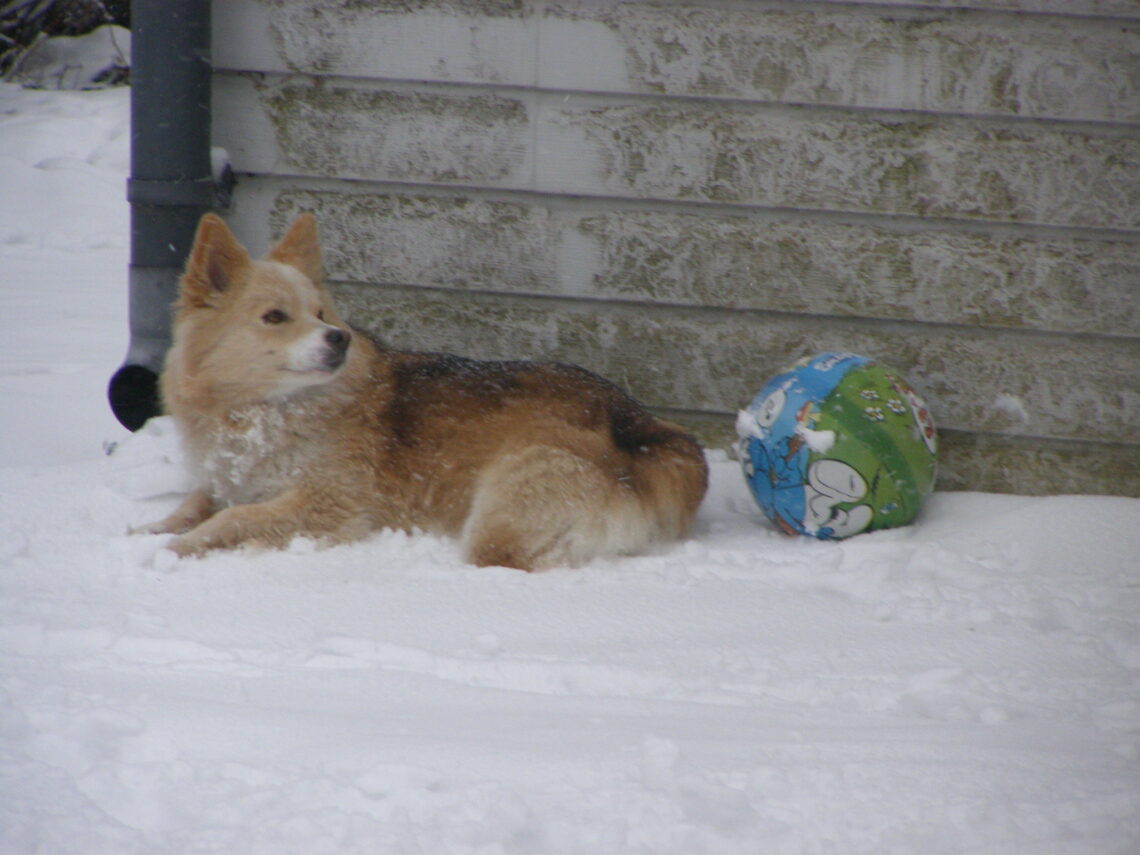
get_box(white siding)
[211,0,1140,495]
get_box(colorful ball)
[736,352,937,540]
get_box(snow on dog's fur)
[137,213,708,570]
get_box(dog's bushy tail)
[461,408,708,571]
[614,410,709,540]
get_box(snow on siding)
[210,0,1140,496]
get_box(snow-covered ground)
[1,82,1138,855]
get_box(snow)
[4,25,130,92]
[2,82,1139,854]
[794,425,835,455]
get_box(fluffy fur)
[137,213,709,570]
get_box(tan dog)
[137,213,708,570]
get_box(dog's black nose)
[325,328,350,352]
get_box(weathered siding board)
[856,0,1140,16]
[212,0,1140,496]
[214,1,532,85]
[545,4,1140,122]
[238,182,1140,338]
[932,433,1140,497]
[541,101,1140,229]
[215,1,1140,122]
[213,75,532,188]
[330,283,1140,447]
[215,73,1140,229]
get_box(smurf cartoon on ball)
[736,352,937,540]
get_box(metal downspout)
[108,0,225,430]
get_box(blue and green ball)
[736,352,938,539]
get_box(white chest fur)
[186,404,318,506]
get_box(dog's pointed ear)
[179,214,251,309]
[266,213,323,283]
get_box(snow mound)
[5,25,130,90]
[2,426,1138,854]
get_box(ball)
[736,352,937,539]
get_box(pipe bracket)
[127,176,223,208]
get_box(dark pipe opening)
[107,364,159,432]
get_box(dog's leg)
[462,446,653,571]
[166,488,363,557]
[132,489,217,535]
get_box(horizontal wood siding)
[211,0,1140,496]
[217,1,1139,121]
[215,74,1140,227]
[233,182,1140,337]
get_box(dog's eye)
[317,310,324,321]
[261,309,289,325]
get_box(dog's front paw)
[166,533,208,558]
[128,520,173,536]
[129,490,218,538]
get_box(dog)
[135,213,709,570]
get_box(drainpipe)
[108,0,229,430]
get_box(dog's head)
[167,213,354,405]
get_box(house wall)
[210,0,1140,496]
